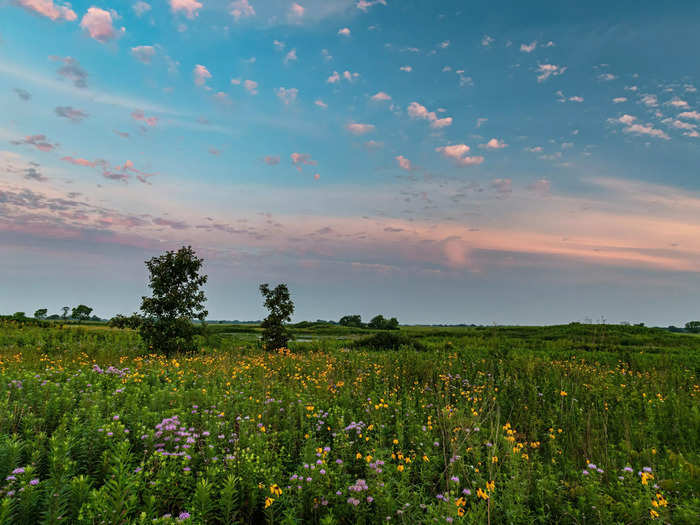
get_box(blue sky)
[1,0,700,324]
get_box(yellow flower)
[560,390,567,397]
[423,455,430,462]
[486,480,495,492]
[393,439,399,445]
[270,484,282,497]
[650,509,659,519]
[356,452,362,460]
[397,464,404,472]
[265,497,275,509]
[457,507,465,517]
[492,456,498,463]
[477,488,489,500]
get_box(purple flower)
[450,476,459,483]
[643,466,652,473]
[178,511,191,520]
[12,468,25,475]
[462,489,471,496]
[320,469,326,475]
[367,496,374,503]
[336,459,343,464]
[582,470,589,475]
[113,415,119,421]
[29,479,39,486]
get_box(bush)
[351,332,426,351]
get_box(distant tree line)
[339,314,399,330]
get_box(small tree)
[339,315,364,328]
[71,305,93,324]
[685,321,700,333]
[34,308,48,320]
[61,306,70,320]
[140,246,208,356]
[259,283,294,350]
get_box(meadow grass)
[0,321,698,523]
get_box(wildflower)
[423,455,430,462]
[397,464,404,472]
[477,488,489,500]
[492,456,498,463]
[29,479,39,486]
[560,390,567,396]
[177,512,190,521]
[486,480,495,492]
[650,509,659,519]
[462,489,471,496]
[270,484,282,497]
[265,497,274,508]
[450,476,459,483]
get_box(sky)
[1,0,700,325]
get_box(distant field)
[0,321,698,523]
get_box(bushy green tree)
[685,321,700,333]
[139,246,208,355]
[71,305,93,324]
[34,308,48,320]
[259,283,294,350]
[368,315,400,330]
[109,313,143,330]
[61,306,70,320]
[339,314,364,328]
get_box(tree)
[109,313,143,330]
[339,315,364,328]
[368,315,400,330]
[12,312,26,320]
[61,306,70,320]
[139,246,208,355]
[685,321,700,333]
[71,305,93,324]
[34,308,48,320]
[259,283,294,350]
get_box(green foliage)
[351,331,426,351]
[367,315,399,330]
[71,305,93,324]
[339,315,364,328]
[33,309,47,320]
[685,321,700,333]
[0,322,698,523]
[61,307,70,320]
[259,283,294,350]
[139,246,208,356]
[109,313,143,330]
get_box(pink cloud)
[520,41,537,52]
[371,91,391,102]
[230,0,255,21]
[678,111,700,120]
[11,134,58,152]
[131,109,158,127]
[284,49,297,64]
[436,144,484,166]
[356,0,386,11]
[315,99,328,109]
[338,27,351,36]
[479,138,508,149]
[613,97,627,103]
[264,156,280,165]
[399,65,412,72]
[16,0,77,21]
[131,45,156,64]
[536,64,566,83]
[407,102,453,129]
[289,2,305,18]
[327,71,340,83]
[276,87,298,104]
[291,153,317,167]
[346,122,375,135]
[244,79,258,94]
[193,64,211,86]
[170,0,202,19]
[61,156,96,167]
[80,7,122,43]
[395,155,412,171]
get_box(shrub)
[351,331,426,351]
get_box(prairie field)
[0,322,698,524]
